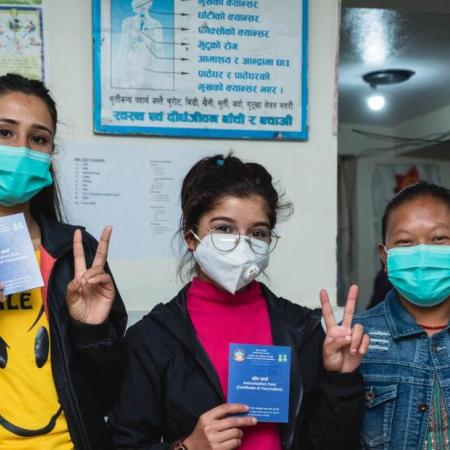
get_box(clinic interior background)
[338,0,450,309]
[40,0,450,318]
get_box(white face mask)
[192,233,270,294]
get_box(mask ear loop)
[181,228,200,251]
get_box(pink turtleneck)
[187,277,282,450]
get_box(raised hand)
[320,285,370,373]
[183,403,257,450]
[66,227,115,325]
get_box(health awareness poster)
[93,0,308,140]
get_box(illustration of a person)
[115,0,172,90]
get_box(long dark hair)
[178,153,293,279]
[0,73,62,220]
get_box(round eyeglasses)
[205,225,280,255]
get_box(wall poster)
[0,4,44,80]
[93,0,308,140]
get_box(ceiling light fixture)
[362,69,415,112]
[362,69,415,87]
[367,95,385,111]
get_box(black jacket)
[37,214,127,449]
[110,283,363,450]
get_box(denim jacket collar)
[385,290,426,339]
[385,290,450,338]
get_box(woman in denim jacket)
[354,182,450,450]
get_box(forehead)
[204,195,270,222]
[386,196,450,233]
[0,91,53,129]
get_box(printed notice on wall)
[93,0,308,140]
[55,143,215,259]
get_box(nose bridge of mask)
[387,245,450,271]
[211,232,241,253]
[0,145,52,163]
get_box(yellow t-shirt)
[0,250,74,449]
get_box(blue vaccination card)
[0,213,43,295]
[228,344,291,423]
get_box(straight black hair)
[381,182,450,243]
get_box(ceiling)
[338,3,450,126]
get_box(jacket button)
[431,345,438,352]
[418,403,428,412]
[365,391,374,401]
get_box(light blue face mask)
[386,244,450,307]
[0,145,53,207]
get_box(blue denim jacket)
[353,290,450,450]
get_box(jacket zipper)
[48,260,91,450]
[285,318,321,450]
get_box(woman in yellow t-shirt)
[0,73,126,450]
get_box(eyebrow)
[0,118,54,136]
[209,216,271,228]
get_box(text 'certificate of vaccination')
[228,343,291,423]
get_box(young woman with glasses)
[110,154,369,450]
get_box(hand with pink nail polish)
[319,285,370,373]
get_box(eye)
[213,223,234,234]
[395,239,413,246]
[432,235,450,244]
[0,128,12,138]
[34,326,49,368]
[30,135,48,145]
[251,228,271,239]
[0,336,8,369]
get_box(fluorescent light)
[367,94,385,111]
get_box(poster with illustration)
[93,0,308,140]
[0,1,41,5]
[0,6,44,80]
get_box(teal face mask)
[0,145,53,207]
[386,244,450,307]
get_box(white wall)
[339,124,394,156]
[44,0,340,312]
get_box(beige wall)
[44,0,341,311]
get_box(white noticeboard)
[55,143,215,259]
[93,0,308,140]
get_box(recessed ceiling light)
[367,95,385,111]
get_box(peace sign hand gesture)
[320,285,370,373]
[66,226,116,325]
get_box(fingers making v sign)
[319,285,370,373]
[66,226,116,325]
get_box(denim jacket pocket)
[361,383,398,449]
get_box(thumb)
[67,278,81,298]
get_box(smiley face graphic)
[0,291,70,442]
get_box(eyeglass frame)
[190,226,280,255]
